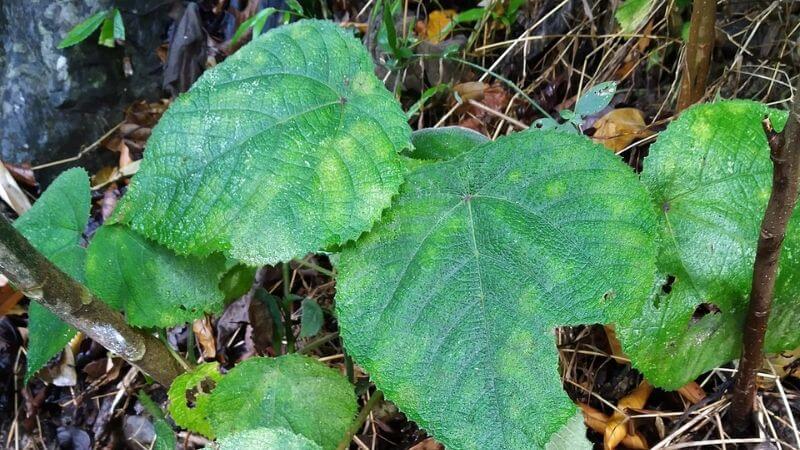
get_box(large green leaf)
[335,131,658,449]
[217,427,322,450]
[167,362,223,439]
[114,19,411,265]
[86,224,227,327]
[616,100,800,389]
[207,354,356,449]
[14,169,90,381]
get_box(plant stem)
[730,98,800,429]
[345,352,355,384]
[414,53,552,120]
[281,262,296,353]
[0,215,185,386]
[186,324,196,362]
[298,331,339,354]
[293,258,335,278]
[335,390,384,450]
[676,0,716,112]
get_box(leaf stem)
[730,99,800,429]
[420,53,552,120]
[335,390,384,450]
[299,331,340,354]
[160,329,193,373]
[186,325,196,363]
[345,352,355,384]
[293,258,335,277]
[281,262,296,353]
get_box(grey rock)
[123,415,156,448]
[0,0,174,179]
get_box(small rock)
[123,415,155,448]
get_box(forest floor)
[1,0,799,449]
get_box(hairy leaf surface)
[114,19,411,265]
[336,131,658,449]
[86,224,227,327]
[207,354,356,449]
[408,126,489,160]
[14,169,89,380]
[217,427,322,450]
[167,362,223,438]
[616,100,800,389]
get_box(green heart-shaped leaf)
[14,168,89,381]
[115,20,411,265]
[86,224,227,328]
[208,355,356,449]
[336,131,658,449]
[617,100,800,389]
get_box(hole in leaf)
[661,275,676,294]
[185,388,197,408]
[691,302,721,323]
[184,377,218,409]
[200,378,217,393]
[602,289,616,301]
[662,202,670,212]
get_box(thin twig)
[31,122,123,171]
[336,391,384,450]
[730,92,800,428]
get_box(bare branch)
[730,91,800,428]
[0,215,185,386]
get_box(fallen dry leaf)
[677,381,707,404]
[453,81,487,102]
[3,162,36,188]
[0,159,32,214]
[0,283,23,316]
[579,403,648,450]
[459,83,512,131]
[605,380,652,450]
[425,10,456,44]
[192,316,217,360]
[592,108,653,152]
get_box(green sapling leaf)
[14,169,89,381]
[57,10,108,49]
[574,81,617,117]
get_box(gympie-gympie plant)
[16,19,800,449]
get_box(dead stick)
[676,0,716,112]
[730,98,800,428]
[0,215,185,386]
